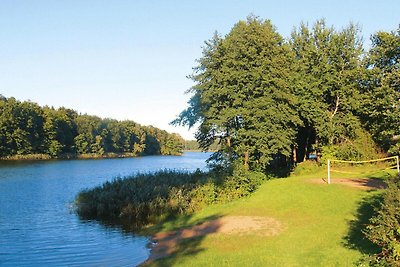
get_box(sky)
[0,1,399,140]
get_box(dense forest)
[174,17,400,172]
[0,96,184,159]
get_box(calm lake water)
[0,152,210,266]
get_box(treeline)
[0,96,184,159]
[184,140,220,151]
[174,16,400,171]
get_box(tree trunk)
[226,136,231,148]
[303,135,309,162]
[244,150,249,170]
[315,139,321,163]
[293,145,297,163]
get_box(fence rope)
[329,156,398,164]
[327,156,399,184]
[330,164,399,175]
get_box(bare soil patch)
[309,177,387,190]
[146,216,284,262]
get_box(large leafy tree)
[290,20,364,160]
[358,27,400,154]
[174,16,301,170]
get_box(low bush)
[75,168,268,229]
[292,160,323,176]
[320,129,384,163]
[363,176,400,266]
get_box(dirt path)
[145,216,284,263]
[309,177,387,190]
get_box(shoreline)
[0,152,183,161]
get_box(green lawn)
[145,167,396,266]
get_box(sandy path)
[145,216,284,263]
[308,177,387,190]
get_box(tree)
[43,107,77,156]
[358,27,400,154]
[74,133,91,154]
[174,16,301,171]
[0,97,46,155]
[290,20,364,161]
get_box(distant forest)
[0,95,184,159]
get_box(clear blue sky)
[1,1,398,139]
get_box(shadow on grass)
[142,213,223,266]
[81,212,223,266]
[343,193,382,256]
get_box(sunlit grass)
[147,164,395,266]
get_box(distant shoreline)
[183,149,217,153]
[0,152,183,161]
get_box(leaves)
[358,27,400,154]
[174,17,384,170]
[174,16,301,170]
[364,176,400,266]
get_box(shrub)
[363,176,400,266]
[75,168,268,229]
[320,129,384,163]
[292,160,323,176]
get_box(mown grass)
[145,163,397,266]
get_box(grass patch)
[145,166,396,266]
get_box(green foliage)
[75,169,267,229]
[291,20,364,161]
[0,96,184,159]
[0,97,46,156]
[174,16,301,171]
[292,160,323,176]
[174,17,400,173]
[358,27,400,155]
[320,128,383,162]
[184,140,220,151]
[363,176,400,266]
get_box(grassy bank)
[143,165,397,266]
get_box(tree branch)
[330,94,340,120]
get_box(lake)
[0,152,210,266]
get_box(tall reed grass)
[75,168,267,229]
